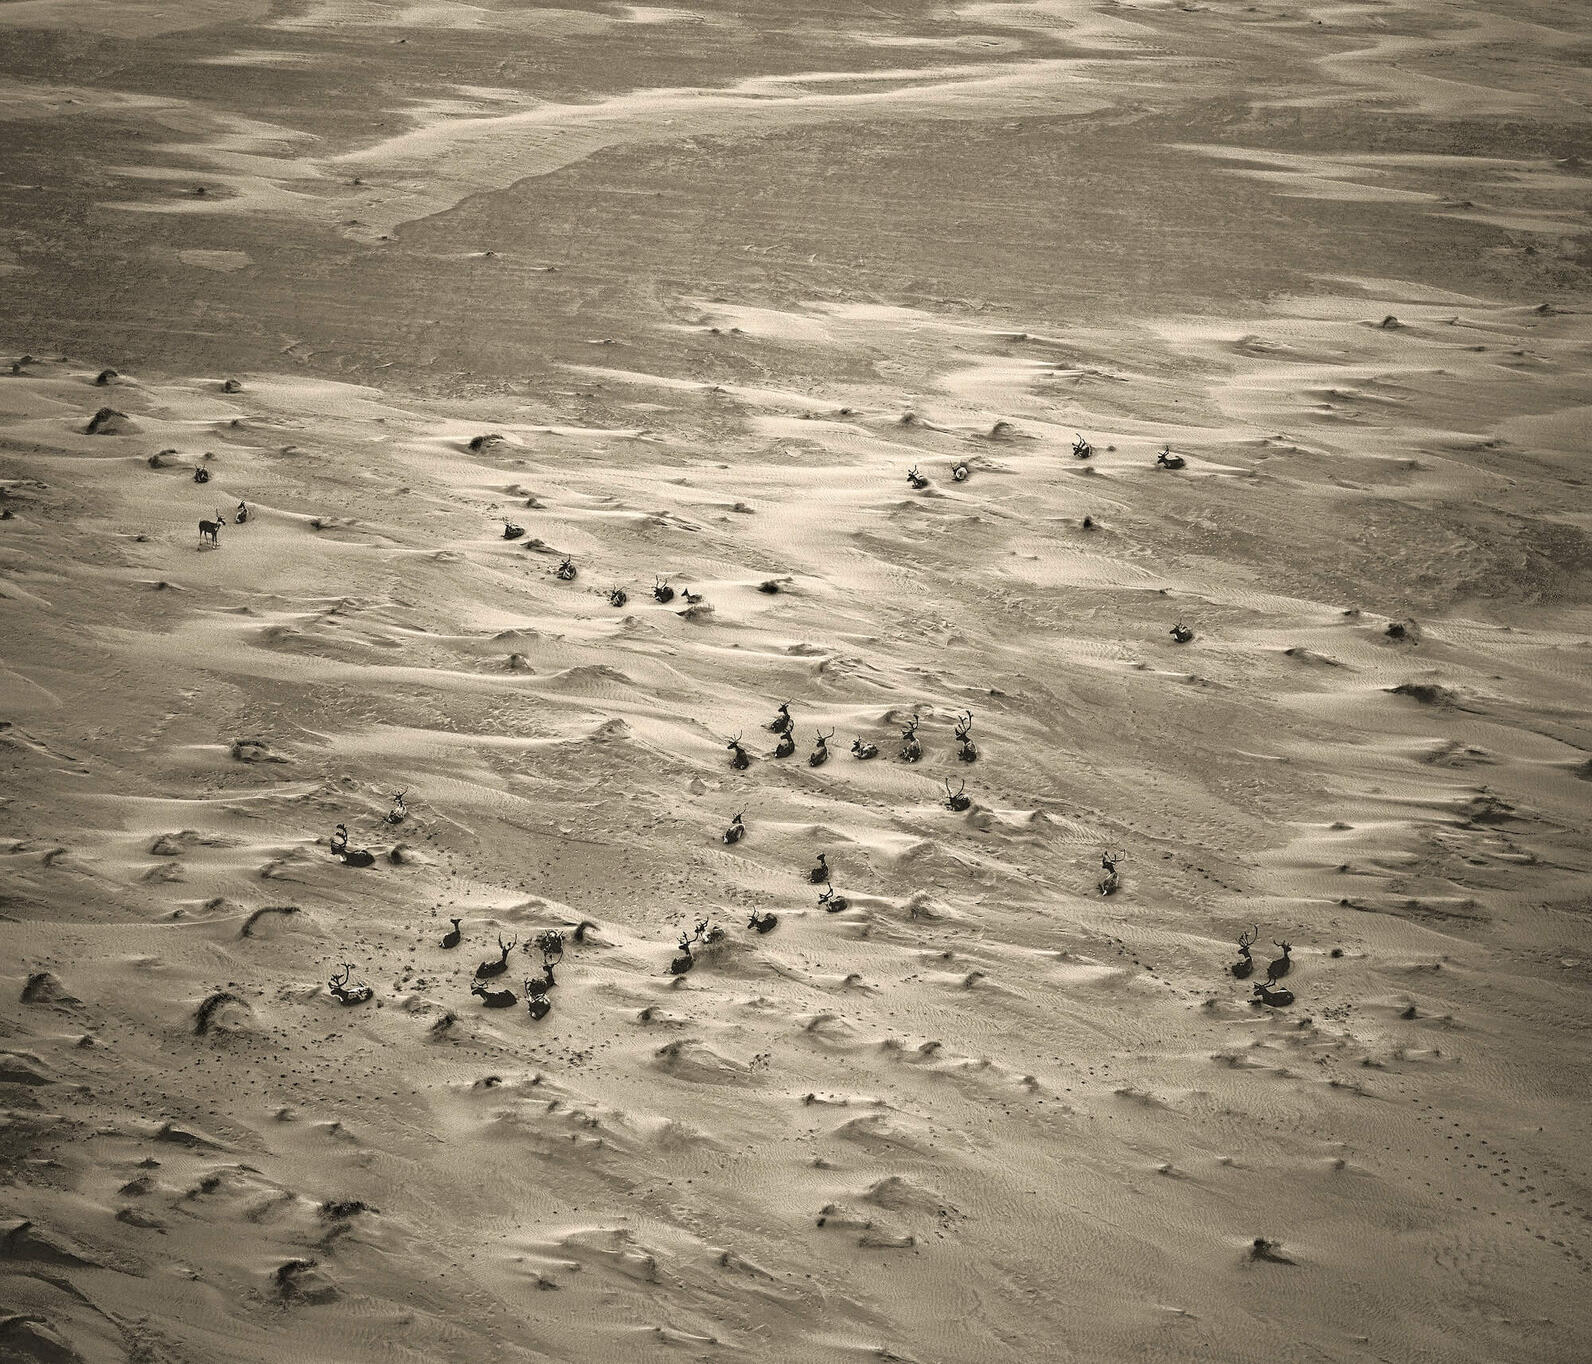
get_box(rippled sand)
[2,1,1589,1361]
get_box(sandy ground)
[2,1,1590,1362]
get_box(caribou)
[329,824,375,868]
[954,710,978,763]
[1252,980,1294,1008]
[327,964,373,1006]
[899,715,922,763]
[1230,925,1258,979]
[525,977,552,1020]
[1267,941,1293,983]
[809,729,834,767]
[474,934,516,980]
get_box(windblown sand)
[2,1,1589,1361]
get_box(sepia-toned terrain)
[2,1,1589,1360]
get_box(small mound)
[194,990,251,1035]
[85,407,135,435]
[20,972,78,1006]
[275,1257,340,1303]
[240,904,300,938]
[652,1040,751,1083]
[861,1174,951,1214]
[1388,681,1459,706]
[0,1051,53,1085]
[0,1313,88,1364]
[149,831,199,856]
[1283,647,1342,668]
[231,737,289,763]
[1458,792,1514,824]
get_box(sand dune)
[3,0,1590,1360]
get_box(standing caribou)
[199,509,226,545]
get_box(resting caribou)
[474,934,516,980]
